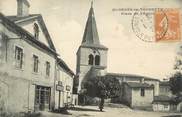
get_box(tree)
[84,76,120,111]
[169,72,182,95]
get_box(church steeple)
[76,2,108,97]
[81,1,100,45]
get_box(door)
[35,86,51,111]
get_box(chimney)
[17,0,30,17]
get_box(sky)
[0,0,182,80]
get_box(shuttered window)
[15,46,23,69]
[46,61,50,76]
[33,55,39,73]
[141,88,145,97]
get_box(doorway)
[35,86,51,111]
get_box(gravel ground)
[40,106,182,117]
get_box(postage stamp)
[155,9,181,42]
[132,8,181,42]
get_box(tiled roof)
[6,14,39,22]
[57,58,75,77]
[125,82,153,88]
[153,95,177,104]
[81,5,107,50]
[153,95,171,102]
[106,73,160,81]
[160,81,170,86]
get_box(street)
[40,106,182,117]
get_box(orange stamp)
[155,9,181,42]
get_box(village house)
[0,0,57,112]
[55,58,78,109]
[0,0,77,113]
[152,81,180,112]
[152,95,177,112]
[122,82,154,108]
[106,73,160,107]
[159,81,172,97]
[106,73,160,96]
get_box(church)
[75,2,161,108]
[75,3,108,103]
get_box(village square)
[0,0,182,117]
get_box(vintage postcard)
[0,0,182,117]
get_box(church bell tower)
[76,2,108,93]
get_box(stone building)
[122,82,154,108]
[55,58,77,109]
[159,81,172,97]
[76,3,108,103]
[152,95,177,112]
[152,81,175,112]
[75,2,163,107]
[106,73,160,108]
[0,0,58,112]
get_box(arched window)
[88,54,94,65]
[34,23,39,39]
[95,55,100,65]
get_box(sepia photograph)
[0,0,182,116]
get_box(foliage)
[169,72,182,95]
[174,58,182,70]
[84,76,120,99]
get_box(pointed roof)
[81,2,108,50]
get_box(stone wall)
[0,73,35,112]
[76,47,107,92]
[131,88,153,108]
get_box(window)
[15,46,23,69]
[44,88,50,104]
[34,23,39,39]
[95,55,100,65]
[66,85,71,91]
[164,104,168,109]
[33,55,39,73]
[141,88,145,97]
[35,86,50,105]
[46,61,50,76]
[88,54,94,65]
